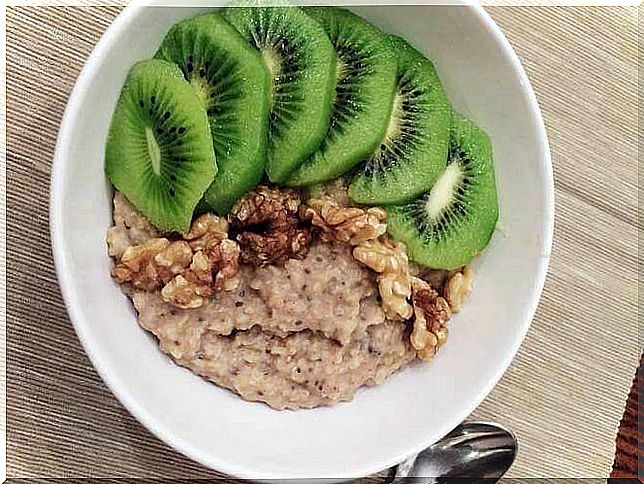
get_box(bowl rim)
[50,1,554,479]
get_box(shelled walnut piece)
[353,238,413,320]
[112,238,172,291]
[182,212,229,250]
[230,186,311,266]
[444,266,474,313]
[301,198,387,245]
[410,276,452,361]
[111,214,240,309]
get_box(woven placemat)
[6,5,640,479]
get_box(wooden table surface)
[6,5,640,479]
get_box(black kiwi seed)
[169,126,176,134]
[163,111,171,120]
[178,127,186,135]
[139,100,144,108]
[150,96,156,104]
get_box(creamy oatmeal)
[107,187,470,409]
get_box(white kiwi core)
[382,93,404,147]
[423,163,464,220]
[145,126,162,176]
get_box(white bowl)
[50,1,553,480]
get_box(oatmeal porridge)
[107,187,471,409]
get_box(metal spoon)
[387,422,517,483]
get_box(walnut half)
[410,276,452,361]
[444,266,474,313]
[112,238,172,290]
[353,238,413,320]
[230,186,311,266]
[301,198,387,245]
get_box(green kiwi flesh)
[285,7,397,187]
[386,114,499,269]
[348,35,451,205]
[223,2,337,183]
[155,13,271,214]
[105,59,216,233]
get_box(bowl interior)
[51,2,552,479]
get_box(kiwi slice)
[284,7,397,187]
[386,114,499,269]
[155,13,270,214]
[223,2,336,183]
[348,35,451,205]
[105,59,216,233]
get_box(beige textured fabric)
[6,5,639,479]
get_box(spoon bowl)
[389,422,518,482]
